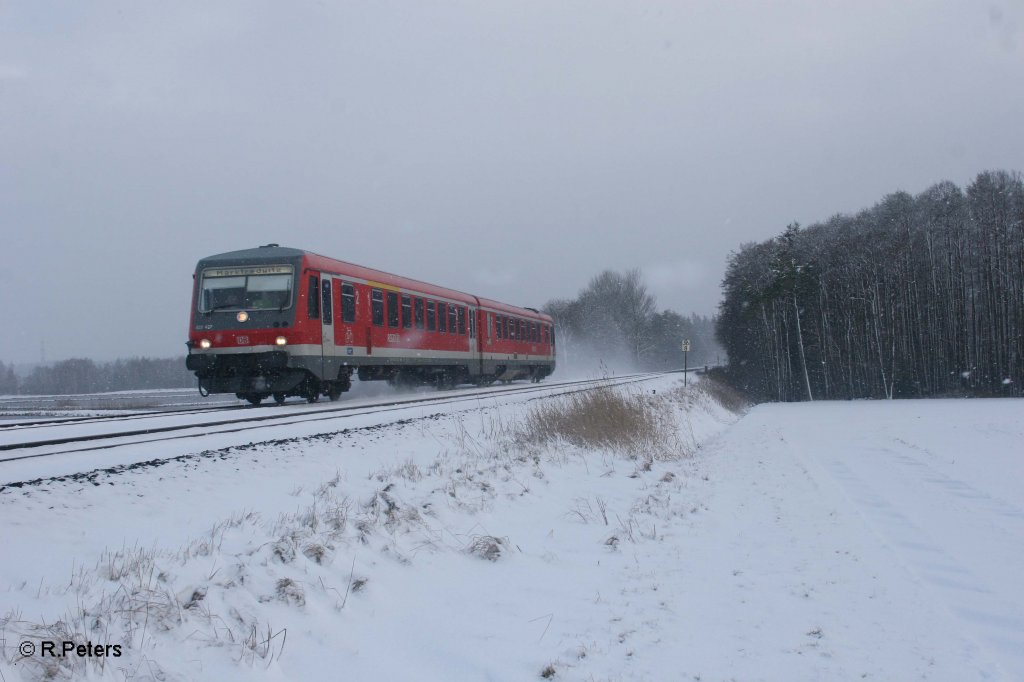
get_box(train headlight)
[199,338,211,349]
[275,336,287,346]
[236,311,249,323]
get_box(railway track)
[0,403,245,430]
[0,373,672,465]
[0,389,231,417]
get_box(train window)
[550,325,555,346]
[371,289,384,326]
[341,283,355,323]
[308,275,320,319]
[542,325,548,344]
[469,310,476,338]
[438,303,448,333]
[199,275,244,312]
[532,322,538,342]
[486,313,491,339]
[321,280,333,325]
[401,295,412,328]
[518,320,525,340]
[427,300,436,331]
[415,298,424,329]
[457,306,466,335]
[200,268,293,312]
[449,305,458,334]
[387,291,399,328]
[495,315,502,339]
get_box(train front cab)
[186,247,348,405]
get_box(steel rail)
[0,404,245,430]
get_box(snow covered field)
[1,379,1022,681]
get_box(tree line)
[717,169,1024,401]
[545,269,721,374]
[0,357,195,396]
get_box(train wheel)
[244,393,263,406]
[327,382,342,401]
[273,393,286,405]
[306,381,320,403]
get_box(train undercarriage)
[188,350,551,405]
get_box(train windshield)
[198,266,294,312]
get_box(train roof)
[477,297,554,322]
[196,245,307,264]
[196,245,552,322]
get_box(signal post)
[682,339,691,385]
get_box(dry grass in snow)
[517,383,683,461]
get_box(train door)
[319,273,337,378]
[471,307,483,376]
[335,280,357,353]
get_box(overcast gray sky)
[2,1,1022,365]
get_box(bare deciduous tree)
[717,170,1024,400]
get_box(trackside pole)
[682,339,691,386]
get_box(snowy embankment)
[0,375,730,681]
[2,381,1022,681]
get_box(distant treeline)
[717,170,1023,401]
[0,357,195,396]
[545,269,722,374]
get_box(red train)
[186,245,556,404]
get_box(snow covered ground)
[1,380,1021,681]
